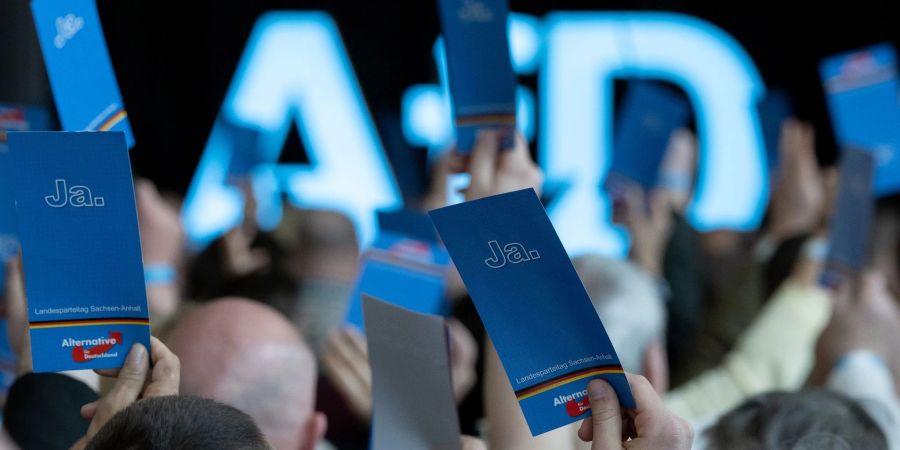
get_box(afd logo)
[458,0,494,23]
[54,13,84,49]
[45,179,105,208]
[552,388,591,417]
[183,12,768,256]
[484,239,540,269]
[61,332,122,362]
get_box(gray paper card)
[363,294,461,450]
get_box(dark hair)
[185,232,298,317]
[706,389,887,450]
[86,395,271,450]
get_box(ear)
[641,339,669,394]
[300,411,327,450]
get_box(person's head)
[86,395,271,450]
[574,255,668,392]
[165,298,326,450]
[706,389,887,450]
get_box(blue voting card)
[821,43,900,195]
[820,149,876,289]
[7,132,149,372]
[345,210,452,329]
[215,115,261,178]
[0,104,52,293]
[757,90,793,172]
[437,0,516,152]
[429,189,634,435]
[607,81,691,191]
[31,0,135,149]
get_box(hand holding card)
[465,130,542,201]
[31,0,135,148]
[820,148,876,289]
[430,189,634,435]
[437,0,517,153]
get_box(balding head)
[165,298,325,450]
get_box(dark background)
[1,0,897,196]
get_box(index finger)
[467,129,500,194]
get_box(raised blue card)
[757,90,793,172]
[1,104,52,293]
[345,210,452,329]
[429,189,634,435]
[31,0,135,149]
[820,149,876,288]
[607,81,691,190]
[8,132,149,372]
[437,0,516,152]
[821,43,900,195]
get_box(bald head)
[165,298,319,450]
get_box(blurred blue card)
[345,210,452,330]
[8,132,149,372]
[429,189,633,436]
[0,104,52,293]
[607,81,690,191]
[821,149,876,288]
[363,295,460,450]
[757,90,793,172]
[821,43,900,195]
[31,0,135,149]
[437,0,516,152]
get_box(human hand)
[135,179,183,267]
[463,130,542,201]
[616,186,672,278]
[577,374,692,450]
[808,270,900,387]
[71,337,180,450]
[321,327,373,421]
[459,435,487,450]
[656,128,696,214]
[767,119,825,242]
[4,257,30,374]
[448,319,478,403]
[421,150,464,211]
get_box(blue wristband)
[144,264,176,285]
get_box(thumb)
[108,344,149,403]
[579,379,623,450]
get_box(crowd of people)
[1,111,899,449]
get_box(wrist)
[144,263,176,286]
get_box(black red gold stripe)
[30,317,148,330]
[514,365,624,401]
[96,109,128,131]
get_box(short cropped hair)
[86,395,271,450]
[706,389,887,450]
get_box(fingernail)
[588,379,610,401]
[127,343,147,365]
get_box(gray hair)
[706,390,887,450]
[574,255,665,374]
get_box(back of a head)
[574,255,666,374]
[164,298,317,450]
[86,395,271,450]
[706,390,888,450]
